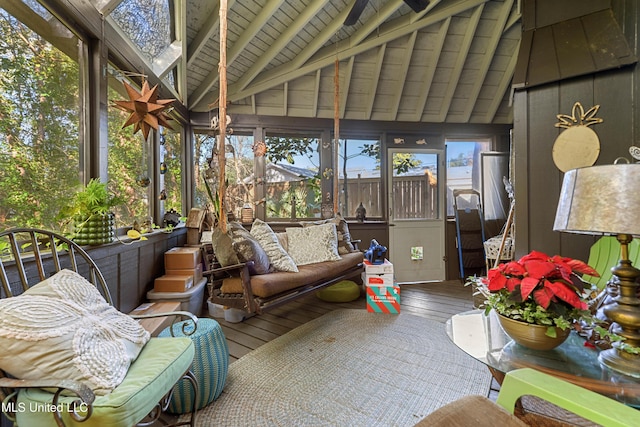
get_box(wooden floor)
[211,279,473,362]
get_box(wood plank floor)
[212,280,473,362]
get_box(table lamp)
[554,163,640,378]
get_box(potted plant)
[475,250,599,350]
[58,178,122,245]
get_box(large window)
[0,5,82,231]
[194,132,255,221]
[445,139,492,216]
[337,138,382,218]
[264,133,320,220]
[108,76,151,229]
[161,126,184,216]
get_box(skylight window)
[111,0,172,63]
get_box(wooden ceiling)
[102,0,522,124]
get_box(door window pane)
[391,152,439,220]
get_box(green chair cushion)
[316,280,360,302]
[16,337,194,427]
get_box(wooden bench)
[205,252,364,315]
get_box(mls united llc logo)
[2,400,89,414]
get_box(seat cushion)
[220,252,363,298]
[16,337,194,427]
[316,280,361,302]
[413,395,527,427]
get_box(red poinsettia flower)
[483,250,599,311]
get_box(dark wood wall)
[81,228,187,313]
[513,0,640,262]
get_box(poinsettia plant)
[478,251,599,337]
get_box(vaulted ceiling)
[103,0,522,125]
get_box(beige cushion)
[250,219,298,272]
[0,269,150,395]
[301,214,355,254]
[286,223,341,266]
[228,221,272,275]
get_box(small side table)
[446,309,640,408]
[159,318,229,413]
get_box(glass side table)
[446,309,640,408]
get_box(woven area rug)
[194,309,492,426]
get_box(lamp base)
[598,348,640,378]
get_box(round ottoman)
[316,280,361,302]
[159,318,229,413]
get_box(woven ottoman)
[159,318,229,413]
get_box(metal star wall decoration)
[112,81,175,139]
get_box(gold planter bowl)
[497,313,571,351]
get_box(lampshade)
[554,163,640,236]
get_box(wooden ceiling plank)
[437,4,484,122]
[485,38,520,123]
[186,0,222,68]
[340,57,355,118]
[189,0,286,109]
[366,44,387,120]
[231,0,488,103]
[461,0,514,122]
[237,0,331,92]
[391,31,417,121]
[413,17,450,121]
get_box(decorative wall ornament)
[112,81,174,140]
[323,168,334,179]
[416,138,427,145]
[394,138,405,144]
[253,140,267,156]
[552,102,603,172]
[629,146,640,162]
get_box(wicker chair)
[414,368,638,427]
[0,228,199,427]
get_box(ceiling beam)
[174,0,188,104]
[413,17,450,121]
[229,0,489,104]
[151,40,181,80]
[340,57,355,118]
[189,0,286,109]
[391,31,417,120]
[236,0,332,92]
[485,38,520,123]
[461,0,514,122]
[366,44,386,120]
[283,82,288,116]
[437,4,484,122]
[95,0,124,15]
[313,69,321,117]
